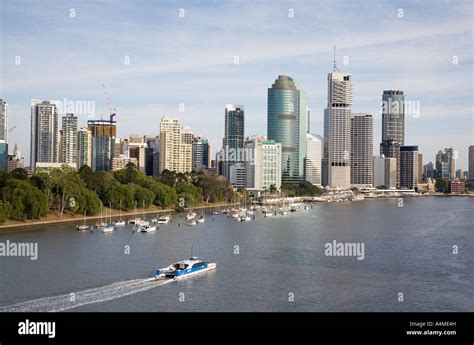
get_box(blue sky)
[1,0,472,169]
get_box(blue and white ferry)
[155,257,216,280]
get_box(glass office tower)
[267,75,307,183]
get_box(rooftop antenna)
[333,45,339,72]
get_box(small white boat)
[239,215,251,222]
[128,218,141,225]
[113,220,126,227]
[231,212,239,219]
[186,212,197,221]
[76,224,90,230]
[77,211,90,230]
[212,211,221,215]
[247,210,254,216]
[96,222,108,229]
[102,225,114,233]
[139,224,157,233]
[151,218,158,223]
[196,215,206,223]
[137,219,150,227]
[187,219,197,226]
[158,215,172,224]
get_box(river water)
[0,197,472,312]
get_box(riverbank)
[0,202,239,233]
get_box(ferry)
[155,257,217,280]
[158,215,172,224]
[139,224,157,233]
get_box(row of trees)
[0,164,236,224]
[281,182,323,197]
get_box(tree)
[2,179,48,220]
[159,169,176,187]
[0,201,12,224]
[269,184,278,194]
[9,168,28,180]
[435,179,449,193]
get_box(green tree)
[0,201,12,224]
[2,179,48,220]
[159,169,176,187]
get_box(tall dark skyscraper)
[222,104,245,179]
[267,75,307,183]
[382,90,405,146]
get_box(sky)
[0,0,473,169]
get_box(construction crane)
[102,83,116,123]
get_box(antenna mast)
[333,45,339,72]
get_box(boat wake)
[0,277,172,312]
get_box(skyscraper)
[373,155,397,189]
[192,137,211,172]
[305,133,322,185]
[350,113,373,186]
[435,148,456,180]
[61,113,78,165]
[0,140,7,172]
[469,146,474,180]
[323,72,352,188]
[380,139,401,187]
[0,99,8,143]
[159,116,192,173]
[267,75,307,184]
[88,119,116,171]
[382,90,405,146]
[244,136,282,191]
[400,146,419,190]
[223,104,245,179]
[77,127,92,169]
[30,100,60,171]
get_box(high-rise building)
[382,90,405,146]
[61,113,78,165]
[128,142,147,173]
[229,162,246,188]
[159,116,192,173]
[373,155,397,189]
[423,161,435,180]
[469,146,474,180]
[323,72,352,188]
[30,100,60,171]
[305,133,322,185]
[244,136,282,191]
[400,146,419,190]
[192,137,211,172]
[435,148,456,180]
[350,113,373,186]
[380,139,401,187]
[222,104,245,179]
[145,135,160,178]
[77,127,92,169]
[182,127,194,145]
[0,99,8,143]
[88,119,116,171]
[267,75,307,184]
[0,140,7,172]
[7,144,24,172]
[417,153,423,182]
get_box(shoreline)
[0,202,239,233]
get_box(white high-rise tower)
[323,64,352,188]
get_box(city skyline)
[0,0,472,170]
